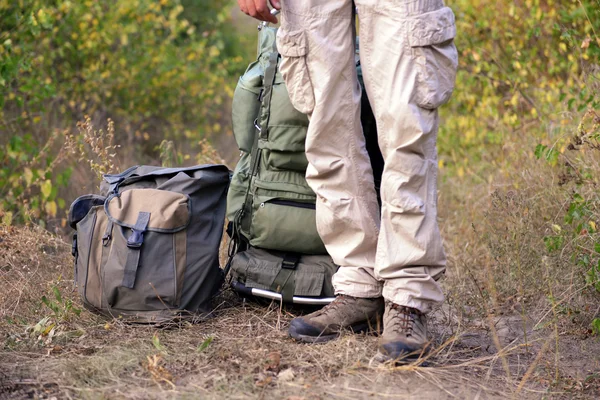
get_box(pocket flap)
[105,189,190,232]
[276,29,308,58]
[408,7,456,47]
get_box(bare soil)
[1,226,599,400]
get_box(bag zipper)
[264,199,316,210]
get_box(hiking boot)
[378,301,430,361]
[288,295,384,343]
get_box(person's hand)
[237,0,281,23]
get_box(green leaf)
[197,336,213,352]
[545,147,560,166]
[543,235,564,252]
[53,286,62,303]
[534,144,546,159]
[152,333,165,352]
[592,319,600,335]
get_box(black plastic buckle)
[282,254,299,270]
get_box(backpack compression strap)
[270,253,300,303]
[239,44,279,235]
[122,211,151,289]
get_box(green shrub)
[0,0,246,225]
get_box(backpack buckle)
[281,253,300,270]
[126,230,144,249]
[126,211,150,249]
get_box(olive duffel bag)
[68,164,230,323]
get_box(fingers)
[269,0,281,10]
[237,0,247,14]
[240,0,278,23]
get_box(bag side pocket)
[76,205,107,309]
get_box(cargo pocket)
[408,6,458,110]
[276,29,315,115]
[102,188,190,311]
[250,196,326,255]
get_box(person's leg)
[277,0,384,342]
[355,0,458,358]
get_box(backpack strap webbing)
[271,253,300,303]
[239,43,279,235]
[122,211,151,289]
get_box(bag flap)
[105,189,190,232]
[408,7,456,47]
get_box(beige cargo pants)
[277,0,458,313]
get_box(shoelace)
[388,302,421,337]
[317,295,350,318]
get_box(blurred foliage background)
[0,0,598,256]
[0,0,255,227]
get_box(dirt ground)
[1,226,599,400]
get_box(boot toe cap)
[379,341,427,361]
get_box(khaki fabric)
[278,0,458,312]
[106,189,189,231]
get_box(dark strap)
[239,43,280,235]
[72,233,78,285]
[271,253,300,303]
[122,211,151,289]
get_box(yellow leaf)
[24,168,33,186]
[45,201,57,217]
[41,180,52,199]
[551,224,562,234]
[559,42,567,52]
[2,212,13,226]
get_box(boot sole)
[289,321,378,344]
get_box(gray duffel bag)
[69,165,230,323]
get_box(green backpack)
[226,26,382,303]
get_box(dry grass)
[0,218,599,399]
